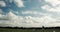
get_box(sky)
[0,0,60,27]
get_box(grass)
[0,27,60,32]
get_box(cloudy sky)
[0,0,60,27]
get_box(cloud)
[22,11,48,16]
[41,0,60,27]
[0,11,57,27]
[0,1,6,7]
[0,9,9,20]
[4,0,24,7]
[13,0,24,7]
[44,0,60,6]
[41,4,60,12]
[41,0,60,13]
[0,9,59,27]
[22,11,40,14]
[41,0,60,19]
[0,0,60,27]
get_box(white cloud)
[0,1,6,7]
[0,0,60,27]
[4,0,24,7]
[44,0,60,6]
[0,9,9,20]
[22,11,48,16]
[13,0,24,7]
[41,5,60,12]
[0,9,59,27]
[41,0,60,27]
[42,0,60,13]
[0,11,58,27]
[22,11,39,14]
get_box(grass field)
[0,27,60,32]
